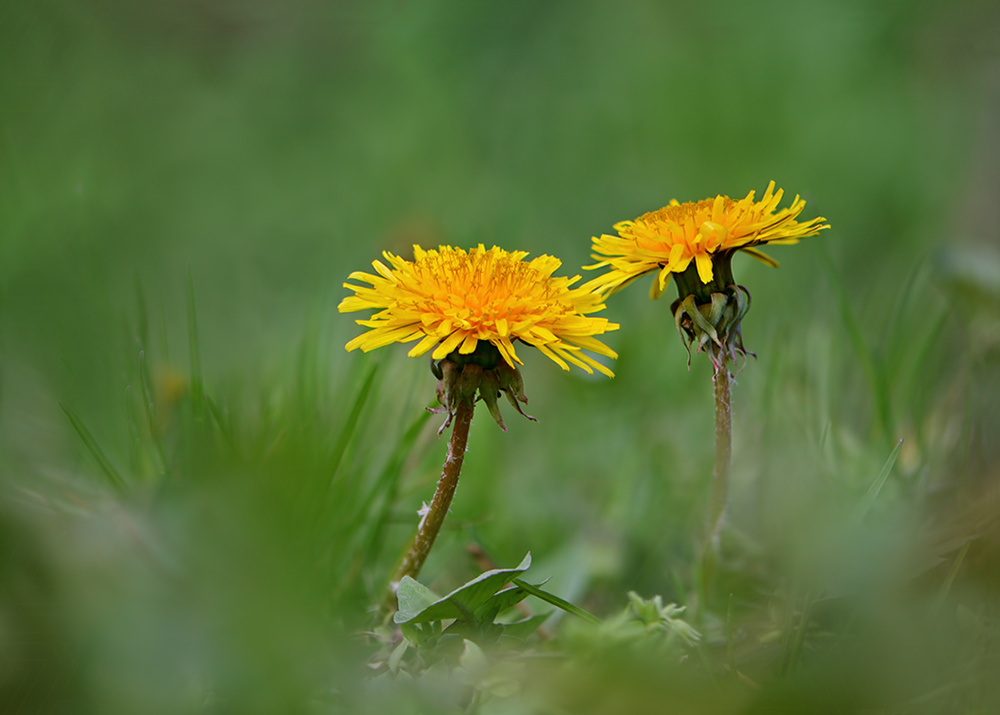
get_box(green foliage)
[391,554,546,659]
[395,554,533,628]
[2,0,1000,712]
[374,556,702,712]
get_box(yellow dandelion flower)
[585,181,830,299]
[339,244,619,377]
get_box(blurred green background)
[2,0,1000,712]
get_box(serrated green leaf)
[394,553,531,625]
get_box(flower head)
[340,244,619,377]
[585,181,829,300]
[585,183,829,374]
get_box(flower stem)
[708,352,732,546]
[390,399,475,595]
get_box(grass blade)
[305,361,380,539]
[931,540,972,617]
[726,592,736,677]
[134,272,149,350]
[125,385,141,473]
[139,350,168,471]
[334,410,432,595]
[819,245,893,441]
[206,395,238,456]
[59,401,126,491]
[360,411,431,546]
[158,305,170,363]
[779,580,799,674]
[787,591,813,674]
[326,361,380,492]
[900,308,947,421]
[186,262,204,416]
[858,438,903,521]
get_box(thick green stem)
[390,399,475,591]
[708,352,732,546]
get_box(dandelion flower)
[340,244,619,594]
[583,182,830,546]
[585,181,829,301]
[340,244,619,377]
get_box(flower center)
[641,197,736,225]
[415,249,567,336]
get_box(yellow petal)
[497,336,523,366]
[650,274,665,300]
[535,343,569,371]
[695,253,714,283]
[458,331,479,354]
[432,330,466,360]
[407,333,441,358]
[740,247,780,268]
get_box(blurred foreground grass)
[2,0,1000,712]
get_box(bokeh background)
[2,0,1000,712]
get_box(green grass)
[2,1,1000,713]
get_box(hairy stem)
[390,399,475,594]
[708,353,732,546]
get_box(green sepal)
[708,292,728,330]
[478,369,506,431]
[683,294,721,344]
